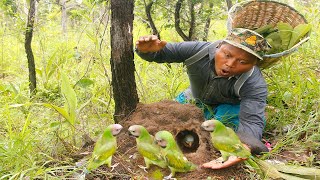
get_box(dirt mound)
[86,100,249,179]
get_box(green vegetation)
[0,0,319,179]
[257,22,312,53]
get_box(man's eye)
[239,60,247,64]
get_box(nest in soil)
[84,100,250,179]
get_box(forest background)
[0,0,319,178]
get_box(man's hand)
[201,156,247,169]
[136,35,167,53]
[201,144,250,169]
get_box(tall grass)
[263,6,320,165]
[0,0,319,178]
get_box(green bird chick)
[87,124,123,172]
[128,125,167,172]
[182,134,195,148]
[155,130,197,179]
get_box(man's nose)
[225,58,236,67]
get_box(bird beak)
[128,131,136,137]
[186,142,193,147]
[201,122,209,131]
[156,139,166,148]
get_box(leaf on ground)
[274,164,320,176]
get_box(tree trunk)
[145,1,160,39]
[226,0,233,10]
[175,0,189,41]
[203,2,214,41]
[188,0,195,40]
[25,0,37,95]
[61,0,67,34]
[110,0,139,123]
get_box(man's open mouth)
[221,69,230,76]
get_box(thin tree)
[226,0,233,10]
[188,0,196,40]
[175,0,189,41]
[110,0,139,123]
[174,0,198,41]
[61,0,67,34]
[144,0,160,39]
[203,2,214,41]
[25,0,37,95]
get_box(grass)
[0,0,320,178]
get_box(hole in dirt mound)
[113,100,250,179]
[176,130,200,153]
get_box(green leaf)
[46,50,59,79]
[277,22,293,50]
[21,113,32,137]
[282,91,292,103]
[9,82,18,95]
[76,78,94,88]
[0,84,5,91]
[61,72,77,125]
[35,68,42,77]
[78,98,92,115]
[255,24,273,35]
[275,164,320,176]
[9,104,25,108]
[288,24,312,49]
[266,32,282,53]
[41,103,71,121]
[50,121,61,128]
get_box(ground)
[83,100,251,179]
[78,100,319,179]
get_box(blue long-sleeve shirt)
[136,41,267,143]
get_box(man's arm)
[135,35,210,63]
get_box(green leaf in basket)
[255,24,273,35]
[288,23,311,49]
[277,22,293,50]
[266,32,282,53]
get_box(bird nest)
[84,100,250,179]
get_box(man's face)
[214,43,258,77]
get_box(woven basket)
[227,0,310,69]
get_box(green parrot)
[201,119,251,162]
[87,124,123,172]
[155,130,197,179]
[201,119,270,178]
[128,125,167,172]
[201,119,312,179]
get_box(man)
[135,28,270,169]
